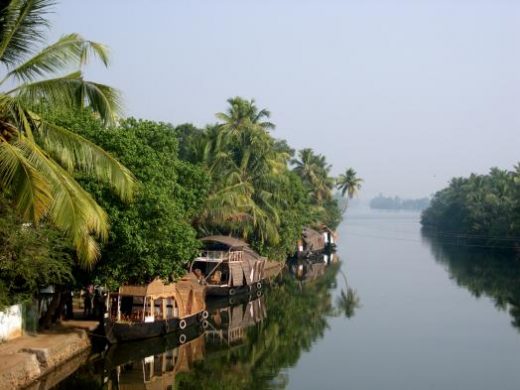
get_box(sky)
[50,0,520,199]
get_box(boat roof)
[201,235,250,250]
[118,274,200,298]
[303,227,322,237]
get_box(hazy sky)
[50,0,520,199]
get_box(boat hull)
[205,282,264,297]
[105,313,201,343]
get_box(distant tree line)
[370,194,430,211]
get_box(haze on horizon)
[51,0,520,200]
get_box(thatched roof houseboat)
[190,236,267,297]
[105,274,208,343]
[296,225,337,257]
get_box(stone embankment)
[0,328,91,389]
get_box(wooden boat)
[296,225,337,258]
[189,235,267,297]
[104,274,208,343]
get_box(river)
[49,208,520,389]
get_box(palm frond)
[3,33,110,83]
[0,136,52,221]
[27,142,109,267]
[7,71,122,124]
[35,118,135,201]
[0,0,54,66]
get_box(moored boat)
[296,225,337,258]
[189,236,267,297]
[104,274,208,343]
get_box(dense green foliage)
[24,97,351,289]
[174,97,345,260]
[0,196,73,308]
[0,0,135,266]
[46,110,207,287]
[421,167,520,249]
[371,194,430,211]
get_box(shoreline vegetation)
[421,166,520,252]
[0,0,363,330]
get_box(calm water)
[50,209,520,389]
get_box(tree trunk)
[40,287,63,329]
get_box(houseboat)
[189,236,267,297]
[296,225,337,258]
[104,274,208,343]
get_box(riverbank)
[0,327,91,389]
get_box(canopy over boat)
[201,235,249,250]
[302,227,325,250]
[116,274,205,319]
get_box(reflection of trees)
[423,230,520,332]
[335,269,360,318]
[51,261,358,389]
[176,263,341,389]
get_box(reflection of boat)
[104,325,204,369]
[106,333,205,390]
[296,226,337,258]
[289,253,339,283]
[205,295,267,346]
[190,236,268,297]
[105,275,208,343]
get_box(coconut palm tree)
[336,168,363,200]
[197,99,287,244]
[215,96,275,137]
[292,148,333,203]
[0,0,135,267]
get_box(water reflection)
[51,256,357,389]
[176,261,341,389]
[422,230,520,331]
[107,333,205,390]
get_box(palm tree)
[215,96,275,137]
[336,168,363,200]
[197,99,287,244]
[0,0,135,267]
[292,148,333,203]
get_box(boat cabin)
[297,225,337,257]
[190,236,267,296]
[105,274,207,342]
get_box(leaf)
[0,136,52,221]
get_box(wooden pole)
[162,298,167,320]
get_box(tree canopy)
[0,0,135,266]
[421,166,520,249]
